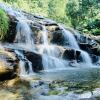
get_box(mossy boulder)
[0,9,9,41]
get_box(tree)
[66,0,79,29]
[48,0,68,24]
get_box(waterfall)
[0,3,35,75]
[42,55,67,71]
[80,50,92,65]
[19,60,27,76]
[41,26,48,45]
[0,3,96,74]
[38,26,67,71]
[60,25,79,49]
[15,50,34,76]
[59,25,92,65]
[15,20,34,50]
[14,11,35,75]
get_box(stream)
[0,3,100,100]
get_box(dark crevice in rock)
[24,51,43,72]
[5,21,17,43]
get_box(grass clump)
[0,9,9,41]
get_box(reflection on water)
[39,68,100,82]
[31,68,100,100]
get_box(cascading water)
[0,3,35,75]
[59,25,92,65]
[14,18,35,75]
[38,26,67,71]
[15,20,34,50]
[60,26,80,49]
[0,3,95,74]
[80,50,92,65]
[15,50,34,76]
[41,26,48,45]
[0,4,100,100]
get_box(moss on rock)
[0,9,9,41]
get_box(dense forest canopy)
[0,0,100,35]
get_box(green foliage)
[0,0,99,35]
[0,9,8,40]
[48,0,70,26]
[66,0,80,28]
[48,90,60,95]
[65,0,100,35]
[3,0,17,3]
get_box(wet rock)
[76,34,98,46]
[94,36,100,44]
[51,30,65,45]
[90,54,100,64]
[34,15,44,19]
[0,67,16,81]
[5,16,17,42]
[79,43,93,53]
[79,35,87,43]
[91,46,100,56]
[63,49,81,62]
[63,49,76,60]
[24,51,43,72]
[0,49,18,81]
[76,34,100,56]
[47,25,58,33]
[42,19,57,26]
[0,78,32,100]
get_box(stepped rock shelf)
[0,3,100,100]
[0,3,100,80]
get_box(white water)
[19,60,27,76]
[59,25,92,65]
[80,50,92,65]
[41,26,48,45]
[15,20,34,50]
[15,50,34,76]
[7,15,93,70]
[0,3,35,75]
[60,25,80,49]
[0,3,95,73]
[38,26,67,70]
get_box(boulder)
[0,49,18,81]
[63,49,81,62]
[51,30,65,45]
[24,51,43,72]
[75,34,100,56]
[90,54,100,64]
[5,14,18,42]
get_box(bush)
[0,9,9,40]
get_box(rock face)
[24,51,43,72]
[0,4,99,82]
[6,21,17,42]
[63,49,81,62]
[0,49,18,81]
[51,30,65,45]
[75,34,100,56]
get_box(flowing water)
[0,3,94,73]
[15,50,34,76]
[0,3,100,100]
[59,25,92,65]
[38,26,68,71]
